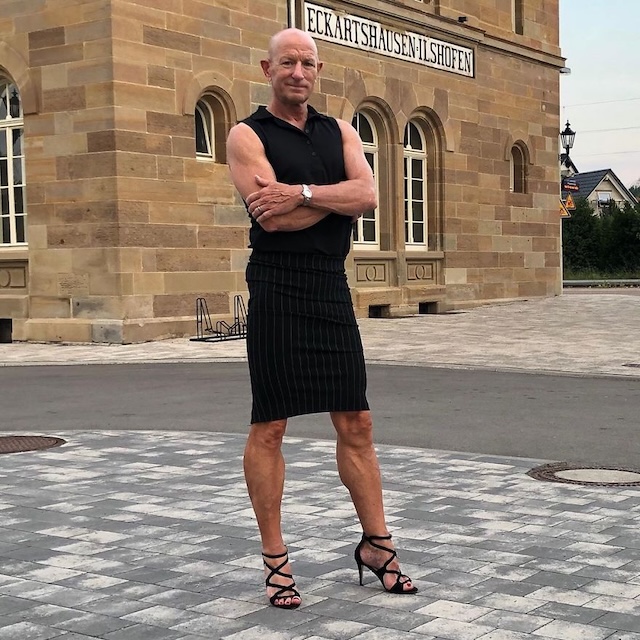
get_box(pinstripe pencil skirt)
[245,251,369,424]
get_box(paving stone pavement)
[1,431,639,640]
[1,292,640,639]
[0,293,639,378]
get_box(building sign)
[562,177,580,191]
[303,2,474,78]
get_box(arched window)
[195,98,214,159]
[194,93,229,162]
[0,80,26,245]
[510,145,526,193]
[403,120,427,247]
[351,111,379,247]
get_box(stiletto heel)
[262,548,301,609]
[354,533,417,594]
[356,558,364,585]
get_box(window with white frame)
[195,92,230,163]
[195,98,215,159]
[0,80,26,245]
[403,120,427,247]
[597,191,612,208]
[351,111,379,247]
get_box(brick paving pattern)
[1,431,639,639]
[1,293,639,638]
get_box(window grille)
[403,121,427,246]
[0,80,26,245]
[351,112,379,247]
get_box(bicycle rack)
[190,295,247,342]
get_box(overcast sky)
[559,0,640,187]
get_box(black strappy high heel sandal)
[354,533,418,594]
[262,549,301,609]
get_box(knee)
[334,411,374,445]
[249,419,287,450]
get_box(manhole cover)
[528,462,640,487]
[0,435,66,455]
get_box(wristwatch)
[301,184,312,206]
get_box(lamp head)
[560,120,575,153]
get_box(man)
[226,27,416,609]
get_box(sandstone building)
[0,0,565,343]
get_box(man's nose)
[292,61,304,78]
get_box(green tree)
[597,202,615,272]
[601,202,640,273]
[562,198,600,273]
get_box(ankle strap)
[364,533,392,541]
[262,547,288,560]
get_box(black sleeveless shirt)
[241,105,353,257]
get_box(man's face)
[262,34,322,106]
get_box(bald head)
[261,27,323,110]
[268,28,318,61]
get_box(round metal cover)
[0,435,66,455]
[528,462,640,487]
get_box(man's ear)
[260,59,271,79]
[317,61,323,74]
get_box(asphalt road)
[2,362,639,468]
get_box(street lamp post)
[559,121,577,293]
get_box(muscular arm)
[226,123,327,232]
[302,119,377,217]
[227,117,377,232]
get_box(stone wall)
[0,0,564,342]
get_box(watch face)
[302,185,312,199]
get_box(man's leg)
[331,410,414,592]
[243,419,300,606]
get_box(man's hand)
[246,176,302,223]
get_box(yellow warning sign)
[560,199,571,218]
[564,193,576,210]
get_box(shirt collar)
[253,104,326,122]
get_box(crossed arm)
[226,119,377,232]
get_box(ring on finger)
[256,206,262,214]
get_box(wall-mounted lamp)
[560,121,576,168]
[560,121,576,157]
[9,89,20,119]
